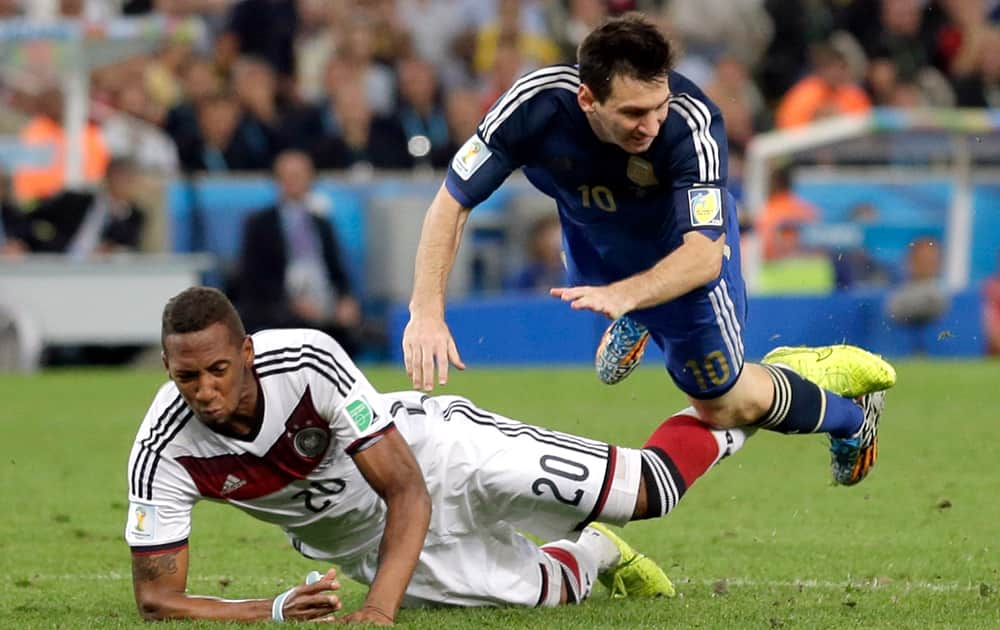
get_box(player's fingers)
[420,343,437,391]
[402,341,415,379]
[448,338,465,370]
[435,345,449,386]
[291,593,341,612]
[300,568,339,593]
[549,287,566,297]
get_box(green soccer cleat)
[762,344,894,486]
[588,523,675,599]
[761,344,896,398]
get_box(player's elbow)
[699,246,725,285]
[134,589,176,622]
[136,596,168,621]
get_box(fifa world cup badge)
[688,188,723,227]
[452,136,493,180]
[129,503,156,539]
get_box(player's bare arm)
[131,545,342,621]
[347,426,432,624]
[551,231,726,319]
[404,183,470,391]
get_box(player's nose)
[638,111,661,136]
[194,376,217,402]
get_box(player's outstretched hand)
[278,568,342,621]
[550,285,633,320]
[402,315,465,391]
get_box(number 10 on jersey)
[578,185,617,213]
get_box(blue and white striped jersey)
[445,65,734,286]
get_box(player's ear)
[161,350,168,372]
[578,84,597,113]
[242,335,254,365]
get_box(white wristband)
[271,587,295,623]
[272,571,324,622]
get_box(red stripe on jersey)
[130,539,188,555]
[176,387,332,500]
[541,546,581,589]
[574,444,616,531]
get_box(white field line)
[4,574,982,593]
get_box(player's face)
[163,322,255,428]
[581,74,670,154]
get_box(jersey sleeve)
[125,400,199,550]
[666,92,731,238]
[445,66,575,208]
[301,330,395,455]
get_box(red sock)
[643,413,722,487]
[640,411,746,518]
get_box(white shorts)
[336,393,643,607]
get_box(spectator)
[545,0,608,61]
[775,39,872,129]
[102,82,181,174]
[756,165,820,261]
[144,40,193,114]
[887,237,951,342]
[983,250,1000,356]
[164,55,223,150]
[290,80,411,172]
[293,0,338,103]
[218,0,300,96]
[177,91,274,172]
[704,56,768,154]
[236,150,364,356]
[13,86,110,202]
[394,57,452,169]
[231,56,286,156]
[336,18,398,116]
[473,0,560,77]
[21,157,146,258]
[396,0,481,87]
[950,25,1000,107]
[507,214,566,292]
[832,202,894,291]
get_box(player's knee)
[688,399,752,429]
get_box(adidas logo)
[221,474,246,495]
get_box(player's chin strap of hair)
[272,570,322,622]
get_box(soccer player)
[126,286,757,623]
[402,14,895,486]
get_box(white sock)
[577,526,621,573]
[541,540,599,603]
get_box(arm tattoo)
[132,551,180,582]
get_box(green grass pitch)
[1,360,999,628]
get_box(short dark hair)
[161,286,245,349]
[578,13,675,103]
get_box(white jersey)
[124,328,644,607]
[125,328,396,563]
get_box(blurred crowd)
[0,0,998,195]
[2,0,1000,360]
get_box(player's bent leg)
[595,316,650,385]
[633,408,752,520]
[761,345,894,485]
[584,523,675,598]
